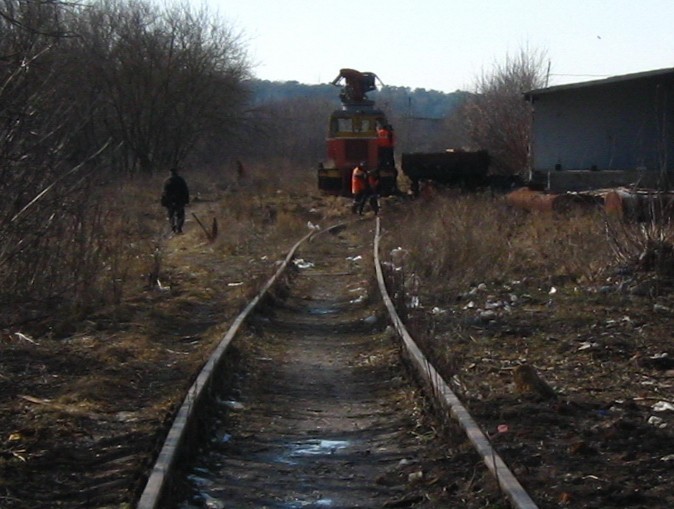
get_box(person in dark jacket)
[365,168,380,216]
[161,168,190,233]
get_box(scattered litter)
[431,307,445,315]
[156,279,170,292]
[653,303,671,313]
[219,399,245,411]
[293,258,314,269]
[549,286,557,295]
[408,470,424,482]
[346,255,362,262]
[306,221,320,230]
[497,424,509,433]
[577,342,599,351]
[648,415,667,428]
[166,348,189,355]
[390,247,408,260]
[363,315,378,325]
[14,332,37,344]
[9,451,26,462]
[227,282,244,287]
[652,401,674,412]
[217,432,232,444]
[115,411,140,423]
[661,454,674,462]
[478,309,497,321]
[200,493,225,509]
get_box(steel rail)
[136,224,344,509]
[373,217,539,509]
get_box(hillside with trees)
[242,79,474,164]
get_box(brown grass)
[384,191,611,303]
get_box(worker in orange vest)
[351,162,368,215]
[377,123,399,193]
[377,123,395,168]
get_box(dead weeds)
[385,191,674,508]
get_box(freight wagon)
[401,150,491,196]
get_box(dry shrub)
[511,207,609,282]
[231,158,316,195]
[387,192,610,302]
[0,175,166,331]
[604,214,674,277]
[207,184,308,257]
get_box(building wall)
[530,77,674,173]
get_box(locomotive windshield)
[330,114,386,136]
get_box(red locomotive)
[318,69,397,196]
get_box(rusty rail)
[373,217,539,509]
[137,225,337,509]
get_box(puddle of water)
[178,492,225,509]
[186,473,212,488]
[273,439,352,465]
[292,439,350,457]
[278,498,334,508]
[308,306,338,315]
[180,440,347,507]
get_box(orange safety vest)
[351,166,367,194]
[368,171,379,191]
[377,127,394,148]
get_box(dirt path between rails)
[170,221,503,508]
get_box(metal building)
[525,67,674,191]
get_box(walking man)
[161,167,190,233]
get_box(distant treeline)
[249,79,472,121]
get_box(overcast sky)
[188,0,674,93]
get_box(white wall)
[530,78,674,172]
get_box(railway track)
[138,219,538,508]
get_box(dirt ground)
[0,192,308,508]
[402,245,674,508]
[1,190,674,508]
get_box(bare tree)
[0,0,110,314]
[462,47,549,176]
[0,0,253,326]
[73,0,251,175]
[247,96,332,165]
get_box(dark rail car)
[401,150,491,195]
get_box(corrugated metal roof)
[524,66,674,99]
